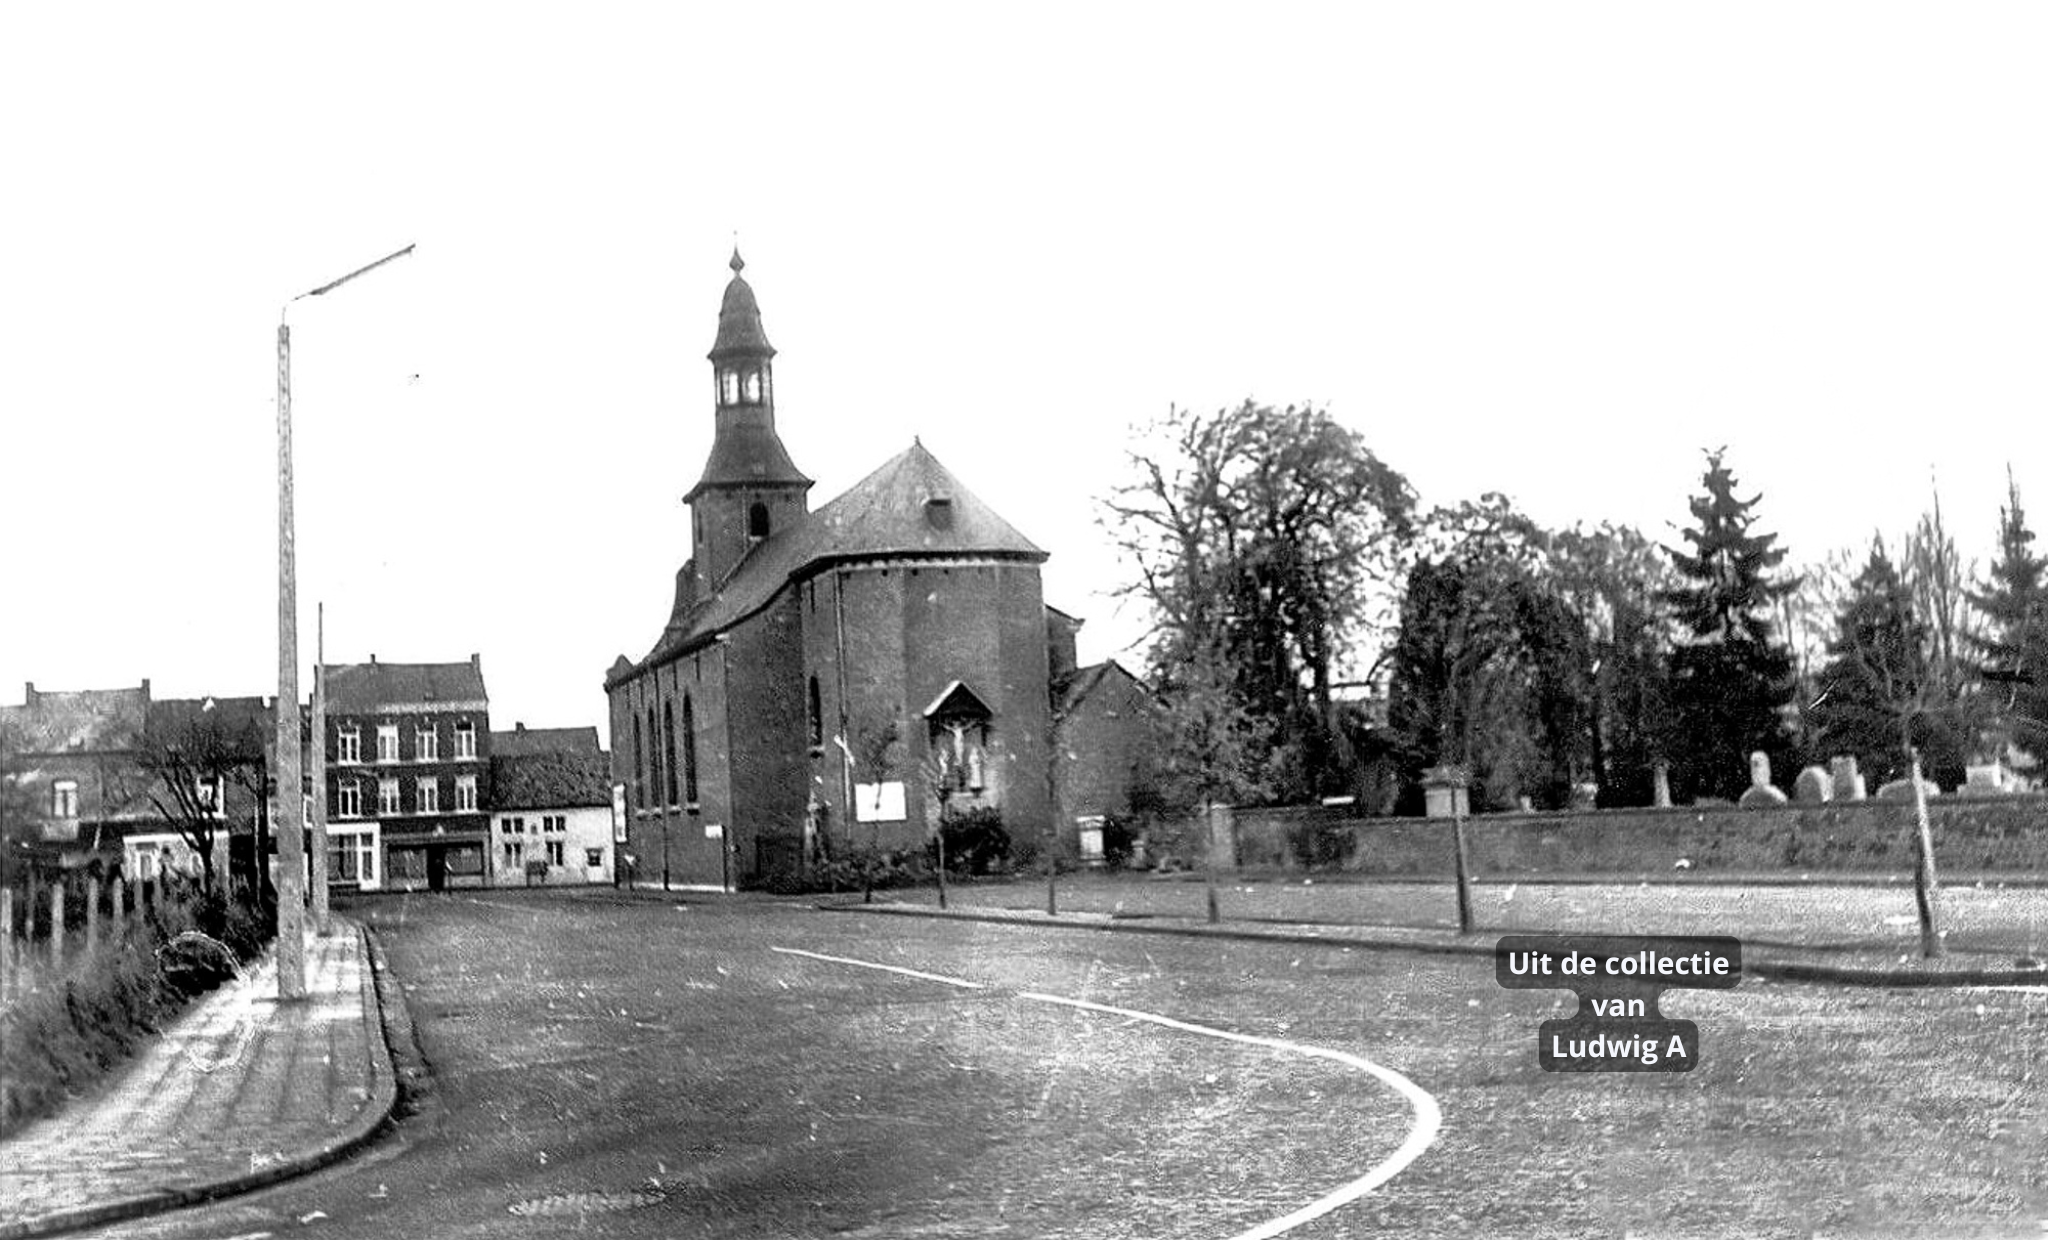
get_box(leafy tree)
[1810,539,1939,785]
[1545,523,1676,806]
[1105,401,1414,801]
[1385,496,1557,810]
[1660,450,1798,800]
[139,700,270,897]
[1970,471,2048,771]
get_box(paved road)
[80,890,1423,1240]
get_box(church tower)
[684,250,813,593]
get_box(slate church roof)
[629,440,1046,676]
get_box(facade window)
[52,779,79,818]
[632,714,645,808]
[503,838,525,866]
[336,781,363,818]
[195,774,226,819]
[416,724,438,761]
[585,848,604,868]
[664,702,680,805]
[378,779,401,816]
[417,777,440,815]
[546,840,565,867]
[454,720,477,759]
[720,370,739,405]
[455,774,478,812]
[748,502,770,538]
[337,724,361,764]
[808,676,823,749]
[682,694,699,804]
[743,369,762,403]
[544,814,565,833]
[377,724,399,763]
[647,706,663,809]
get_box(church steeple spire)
[686,250,812,590]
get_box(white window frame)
[378,778,401,816]
[416,777,439,815]
[52,779,79,818]
[455,774,477,812]
[416,724,438,762]
[196,774,226,820]
[336,781,363,818]
[454,720,477,760]
[377,723,400,764]
[337,724,362,764]
[545,839,565,867]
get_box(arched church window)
[682,695,700,804]
[807,676,823,750]
[664,701,680,806]
[647,707,663,809]
[720,370,739,405]
[748,502,770,539]
[743,370,762,403]
[632,714,644,807]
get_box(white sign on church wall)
[854,781,907,822]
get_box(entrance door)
[426,846,448,892]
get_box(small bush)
[932,807,1010,875]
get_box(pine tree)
[1970,471,2048,771]
[1811,538,1930,786]
[1659,449,1798,800]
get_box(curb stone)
[819,902,2048,988]
[0,921,403,1240]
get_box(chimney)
[24,681,34,705]
[370,654,378,665]
[516,722,526,733]
[140,678,151,699]
[470,652,480,668]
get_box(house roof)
[491,725,601,758]
[145,696,273,757]
[2,684,150,753]
[622,441,1047,681]
[490,750,611,810]
[1055,661,1148,714]
[326,659,488,712]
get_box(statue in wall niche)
[1829,755,1867,801]
[1793,765,1833,804]
[1739,749,1788,807]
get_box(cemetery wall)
[1211,795,2048,877]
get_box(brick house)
[489,724,614,886]
[1,681,156,875]
[604,252,1081,887]
[320,656,492,891]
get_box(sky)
[4,4,2044,748]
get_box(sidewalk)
[823,897,2048,987]
[0,920,397,1240]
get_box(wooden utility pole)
[276,242,412,999]
[310,603,330,936]
[275,319,308,1000]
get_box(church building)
[604,253,1062,887]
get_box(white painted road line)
[1021,991,1443,1240]
[769,946,988,990]
[772,946,1442,1239]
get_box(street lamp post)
[275,244,412,1000]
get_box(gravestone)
[1652,762,1673,809]
[1738,750,1787,807]
[1793,765,1833,804]
[1962,763,2014,796]
[1876,775,1940,803]
[1568,782,1599,811]
[1829,755,1867,801]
